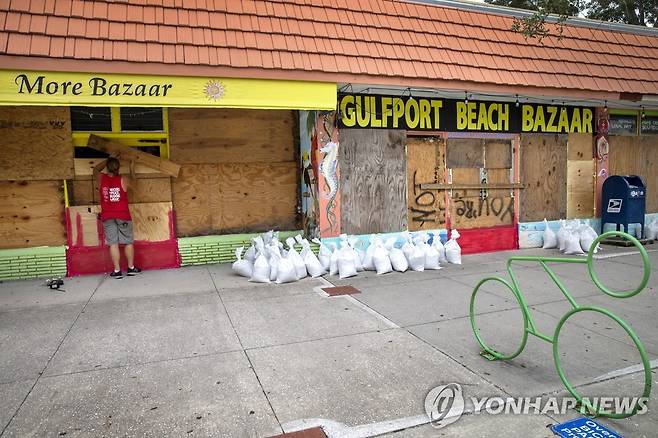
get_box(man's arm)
[92,158,108,186]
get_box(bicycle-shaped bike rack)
[469,231,652,419]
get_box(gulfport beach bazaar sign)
[338,93,594,133]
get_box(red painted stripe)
[453,225,518,254]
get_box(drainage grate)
[268,427,327,438]
[322,285,361,296]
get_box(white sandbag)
[647,220,658,240]
[373,245,392,275]
[408,245,425,271]
[329,243,339,276]
[262,230,274,245]
[244,244,256,263]
[338,246,358,279]
[313,238,332,271]
[267,244,281,281]
[445,229,462,264]
[402,241,415,263]
[303,249,325,277]
[353,248,365,272]
[249,253,271,283]
[424,244,441,270]
[362,236,378,271]
[232,247,253,278]
[542,218,558,249]
[565,231,584,255]
[286,237,307,279]
[432,235,447,264]
[557,220,568,252]
[275,256,298,284]
[579,225,599,253]
[389,247,408,272]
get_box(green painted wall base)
[0,246,67,280]
[178,231,319,266]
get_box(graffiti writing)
[410,170,445,227]
[453,196,514,223]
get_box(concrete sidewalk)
[1,246,657,437]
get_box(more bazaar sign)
[338,93,594,133]
[0,70,336,110]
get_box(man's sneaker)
[110,270,123,279]
[127,266,142,276]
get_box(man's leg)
[109,244,121,271]
[125,244,134,268]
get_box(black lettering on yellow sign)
[521,105,593,133]
[338,93,595,134]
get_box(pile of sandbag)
[645,219,658,240]
[541,219,600,254]
[319,230,462,278]
[232,231,325,283]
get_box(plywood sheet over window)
[169,108,295,163]
[609,135,658,212]
[520,134,567,222]
[0,181,66,248]
[339,129,406,234]
[0,106,74,180]
[446,138,484,168]
[406,137,446,231]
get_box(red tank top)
[99,174,131,221]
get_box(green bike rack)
[469,231,652,419]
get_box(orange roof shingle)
[1,0,657,98]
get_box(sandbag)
[424,244,441,270]
[275,256,298,283]
[542,219,558,249]
[313,238,332,271]
[286,237,307,279]
[232,247,253,278]
[432,235,447,264]
[362,236,378,271]
[389,247,408,272]
[647,220,658,240]
[338,246,358,279]
[329,243,339,276]
[557,221,569,252]
[579,225,599,253]
[244,244,256,263]
[249,253,271,283]
[408,245,425,271]
[304,250,325,278]
[402,241,415,263]
[564,232,584,255]
[445,229,462,264]
[268,244,281,281]
[373,245,392,275]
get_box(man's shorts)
[103,219,134,245]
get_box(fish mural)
[320,141,339,231]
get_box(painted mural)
[595,107,610,218]
[299,110,319,238]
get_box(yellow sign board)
[0,70,336,110]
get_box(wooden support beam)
[87,134,180,177]
[420,183,525,190]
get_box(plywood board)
[567,133,593,161]
[172,164,216,236]
[68,205,101,246]
[169,108,295,163]
[406,137,446,231]
[74,158,168,179]
[640,135,658,213]
[566,159,594,219]
[0,106,74,181]
[450,168,481,199]
[87,135,180,177]
[609,135,658,213]
[485,140,512,168]
[0,180,66,248]
[485,168,512,198]
[450,196,514,229]
[446,138,484,168]
[130,202,172,242]
[520,134,568,222]
[339,129,406,234]
[567,191,594,219]
[71,177,172,205]
[214,162,298,233]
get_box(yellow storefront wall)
[0,70,336,110]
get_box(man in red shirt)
[96,156,141,279]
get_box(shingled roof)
[1,0,658,101]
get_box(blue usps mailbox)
[601,175,646,237]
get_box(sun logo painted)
[204,80,225,101]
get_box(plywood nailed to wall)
[74,158,169,179]
[0,180,66,248]
[406,137,446,231]
[172,163,298,236]
[566,133,594,219]
[67,202,173,246]
[568,133,593,160]
[520,134,568,222]
[169,108,296,163]
[484,140,512,169]
[339,129,406,234]
[0,106,74,180]
[609,135,658,212]
[446,138,485,168]
[71,177,172,205]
